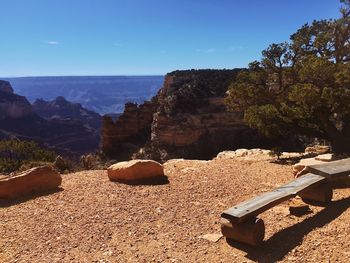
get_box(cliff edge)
[102,69,290,161]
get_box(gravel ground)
[0,158,349,263]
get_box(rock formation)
[0,80,14,93]
[0,80,33,120]
[107,159,164,182]
[0,80,100,155]
[0,166,62,199]
[102,70,299,161]
[102,101,156,158]
[33,96,102,131]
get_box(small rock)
[215,151,236,159]
[289,205,311,216]
[235,149,249,157]
[289,198,312,216]
[199,233,223,243]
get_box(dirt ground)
[1,158,349,263]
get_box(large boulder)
[0,166,62,199]
[107,160,164,182]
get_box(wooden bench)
[221,158,350,246]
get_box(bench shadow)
[111,175,169,186]
[226,196,350,262]
[0,187,64,208]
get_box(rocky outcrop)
[148,96,262,160]
[0,80,33,120]
[33,96,102,131]
[102,70,301,161]
[102,101,156,158]
[107,159,164,182]
[0,80,100,155]
[0,80,14,93]
[0,166,62,199]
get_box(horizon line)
[1,74,166,78]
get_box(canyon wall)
[0,80,33,120]
[102,101,157,159]
[102,69,280,161]
[0,80,100,155]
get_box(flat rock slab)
[107,159,165,182]
[0,166,62,199]
[199,233,223,243]
[315,154,334,162]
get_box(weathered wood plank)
[221,173,325,223]
[307,158,350,178]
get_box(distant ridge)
[4,75,164,115]
[0,80,100,155]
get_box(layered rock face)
[33,96,102,131]
[147,70,268,160]
[149,97,261,159]
[0,80,14,93]
[0,80,33,120]
[102,69,278,161]
[0,80,100,155]
[102,101,156,158]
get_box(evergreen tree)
[226,1,350,153]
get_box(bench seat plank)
[307,158,350,178]
[222,173,325,223]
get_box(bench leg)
[221,217,265,246]
[299,183,333,205]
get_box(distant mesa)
[32,96,102,131]
[0,80,14,94]
[0,80,101,155]
[4,76,164,115]
[0,80,33,120]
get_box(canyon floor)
[1,157,350,263]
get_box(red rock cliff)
[102,101,156,158]
[102,69,272,161]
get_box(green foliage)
[162,69,241,115]
[269,147,283,160]
[226,1,350,153]
[0,139,56,173]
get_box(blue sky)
[0,0,341,77]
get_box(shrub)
[162,69,241,115]
[0,139,56,173]
[269,147,283,160]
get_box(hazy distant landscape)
[4,76,164,115]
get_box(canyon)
[102,69,298,161]
[0,80,100,155]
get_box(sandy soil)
[0,158,349,263]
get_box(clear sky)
[0,0,342,77]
